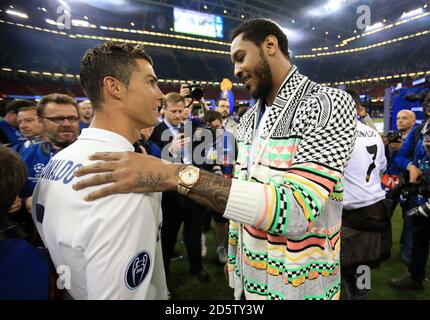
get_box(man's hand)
[179,84,190,98]
[168,134,191,155]
[8,196,22,214]
[73,151,232,214]
[388,142,403,152]
[381,134,389,148]
[73,152,180,201]
[409,164,422,184]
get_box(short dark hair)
[216,98,228,107]
[231,19,290,59]
[37,93,78,117]
[204,110,223,124]
[6,99,36,115]
[163,92,185,108]
[345,89,361,109]
[0,146,27,215]
[80,41,153,109]
[17,106,38,114]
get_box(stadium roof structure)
[3,0,426,50]
[1,0,429,95]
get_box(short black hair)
[216,98,228,107]
[231,19,290,59]
[80,41,153,109]
[5,99,36,115]
[204,110,223,124]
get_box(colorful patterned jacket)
[223,66,356,300]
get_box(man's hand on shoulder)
[73,152,180,201]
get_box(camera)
[386,130,402,143]
[387,169,430,200]
[407,202,430,218]
[186,82,204,101]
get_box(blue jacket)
[19,142,56,198]
[0,120,25,147]
[395,124,430,205]
[0,239,50,299]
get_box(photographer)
[200,110,237,263]
[383,109,416,265]
[390,93,430,290]
[179,82,209,113]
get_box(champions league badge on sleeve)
[125,251,151,289]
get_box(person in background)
[341,98,391,300]
[216,98,238,137]
[383,109,416,265]
[152,92,210,285]
[346,89,377,131]
[201,110,237,264]
[390,93,430,290]
[19,93,80,200]
[0,145,52,299]
[14,104,45,153]
[0,99,27,147]
[78,100,93,130]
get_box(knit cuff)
[223,179,265,225]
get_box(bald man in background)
[383,109,416,266]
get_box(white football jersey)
[343,122,387,210]
[32,128,167,300]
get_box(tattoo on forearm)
[135,174,161,190]
[189,170,231,214]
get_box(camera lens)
[191,87,204,101]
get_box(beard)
[48,131,78,149]
[250,50,273,100]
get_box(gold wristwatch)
[177,166,200,196]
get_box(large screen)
[173,7,224,38]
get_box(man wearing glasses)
[19,93,80,203]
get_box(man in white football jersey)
[341,93,391,300]
[32,42,167,299]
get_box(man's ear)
[263,35,278,57]
[102,76,124,102]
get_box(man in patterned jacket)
[72,19,356,300]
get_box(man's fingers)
[83,184,119,202]
[88,152,128,161]
[74,161,118,177]
[180,138,191,146]
[73,172,114,190]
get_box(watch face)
[182,168,198,185]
